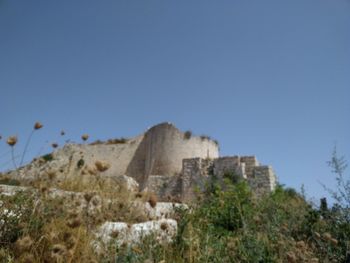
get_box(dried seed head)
[64,235,76,249]
[51,143,58,148]
[296,240,306,250]
[51,244,67,258]
[135,192,143,198]
[7,136,17,146]
[109,230,119,238]
[330,238,338,246]
[34,122,43,130]
[95,160,111,172]
[286,251,296,263]
[60,130,65,136]
[84,192,94,202]
[148,194,157,208]
[15,235,33,253]
[81,134,89,141]
[19,253,35,263]
[40,186,48,193]
[160,222,168,231]
[66,216,82,228]
[87,166,97,175]
[323,232,332,241]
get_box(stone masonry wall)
[181,158,213,202]
[126,123,219,189]
[248,166,277,196]
[180,156,277,201]
[213,156,246,179]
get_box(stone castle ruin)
[4,122,277,201]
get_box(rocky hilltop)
[4,122,276,202]
[0,123,282,261]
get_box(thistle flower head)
[7,136,17,146]
[81,134,89,141]
[148,193,157,208]
[323,232,332,241]
[52,143,58,148]
[160,222,168,231]
[34,122,43,130]
[51,244,68,258]
[95,160,111,172]
[15,235,33,253]
[330,238,338,246]
[66,216,82,228]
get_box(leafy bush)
[0,191,34,245]
[42,153,54,162]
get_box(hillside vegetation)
[0,177,349,262]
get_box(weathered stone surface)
[181,156,277,201]
[144,175,182,201]
[95,219,177,246]
[132,201,188,220]
[248,165,276,195]
[107,175,139,192]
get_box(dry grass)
[0,170,154,262]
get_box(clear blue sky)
[0,0,349,202]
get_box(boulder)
[95,219,178,246]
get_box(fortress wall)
[248,166,277,196]
[6,135,145,184]
[65,135,144,178]
[145,175,183,201]
[145,123,219,175]
[180,156,277,201]
[240,156,259,178]
[127,123,219,188]
[181,158,213,201]
[76,136,144,177]
[213,156,245,178]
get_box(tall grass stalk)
[19,129,35,167]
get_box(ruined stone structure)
[179,156,276,202]
[5,122,276,202]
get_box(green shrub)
[184,131,192,140]
[0,191,35,245]
[42,153,53,162]
[77,158,85,168]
